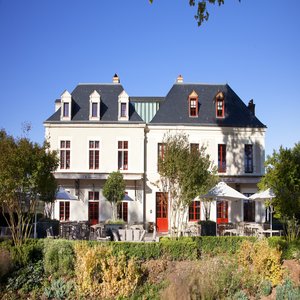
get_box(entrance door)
[156,192,168,232]
[217,200,228,224]
[88,202,99,225]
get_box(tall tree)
[103,171,126,221]
[149,0,240,27]
[259,143,300,226]
[0,129,58,246]
[157,132,218,236]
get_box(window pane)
[63,103,69,117]
[121,103,127,117]
[92,102,98,117]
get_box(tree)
[149,0,240,27]
[157,132,218,236]
[259,143,300,239]
[103,171,126,221]
[0,129,58,246]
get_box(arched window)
[188,90,198,117]
[216,92,225,118]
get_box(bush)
[111,241,161,260]
[238,239,283,286]
[5,260,44,294]
[44,278,75,300]
[276,278,300,300]
[260,280,272,297]
[74,242,141,299]
[160,237,199,260]
[44,239,74,277]
[194,236,256,256]
[0,248,13,281]
[1,238,44,267]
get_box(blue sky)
[0,0,299,156]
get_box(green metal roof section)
[130,97,164,123]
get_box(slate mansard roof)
[45,81,266,128]
[45,84,144,123]
[150,83,266,128]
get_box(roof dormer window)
[60,90,72,121]
[89,90,101,121]
[216,92,225,118]
[118,90,129,121]
[188,90,199,117]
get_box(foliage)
[259,280,272,297]
[103,171,126,220]
[0,238,44,267]
[149,0,241,27]
[126,282,165,300]
[237,239,283,286]
[0,129,58,246]
[157,132,217,236]
[284,216,300,242]
[276,278,300,300]
[0,248,13,281]
[259,143,300,240]
[43,239,74,277]
[44,278,75,300]
[105,218,126,224]
[5,260,44,294]
[74,242,140,299]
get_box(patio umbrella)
[249,188,275,236]
[56,187,78,200]
[200,182,248,234]
[201,182,248,201]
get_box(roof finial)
[113,73,120,84]
[176,74,183,83]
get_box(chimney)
[248,99,255,116]
[55,99,61,112]
[113,73,120,83]
[176,74,183,83]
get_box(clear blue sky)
[0,0,299,156]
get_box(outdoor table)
[257,229,282,237]
[223,228,238,236]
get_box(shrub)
[44,239,74,277]
[276,278,300,300]
[44,278,75,300]
[260,280,272,297]
[194,236,256,256]
[74,242,141,299]
[238,239,283,286]
[111,241,161,260]
[5,260,44,294]
[160,237,199,260]
[0,248,13,281]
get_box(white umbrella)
[200,182,248,235]
[56,187,78,200]
[201,182,248,200]
[249,188,275,236]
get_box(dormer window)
[188,91,198,117]
[118,90,129,121]
[89,90,101,121]
[216,92,225,118]
[60,90,72,121]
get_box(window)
[244,199,255,222]
[60,140,70,169]
[92,103,98,117]
[117,202,128,222]
[189,201,201,221]
[217,200,228,223]
[218,144,226,173]
[158,143,165,171]
[63,102,69,117]
[245,144,253,173]
[118,141,128,170]
[188,90,199,117]
[121,103,127,117]
[89,141,99,169]
[190,143,199,153]
[216,92,225,118]
[59,201,70,221]
[88,191,99,201]
[156,192,168,218]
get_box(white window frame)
[89,90,101,120]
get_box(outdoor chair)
[46,226,56,238]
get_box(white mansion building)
[44,74,266,232]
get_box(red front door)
[156,192,168,232]
[88,202,99,225]
[217,200,228,224]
